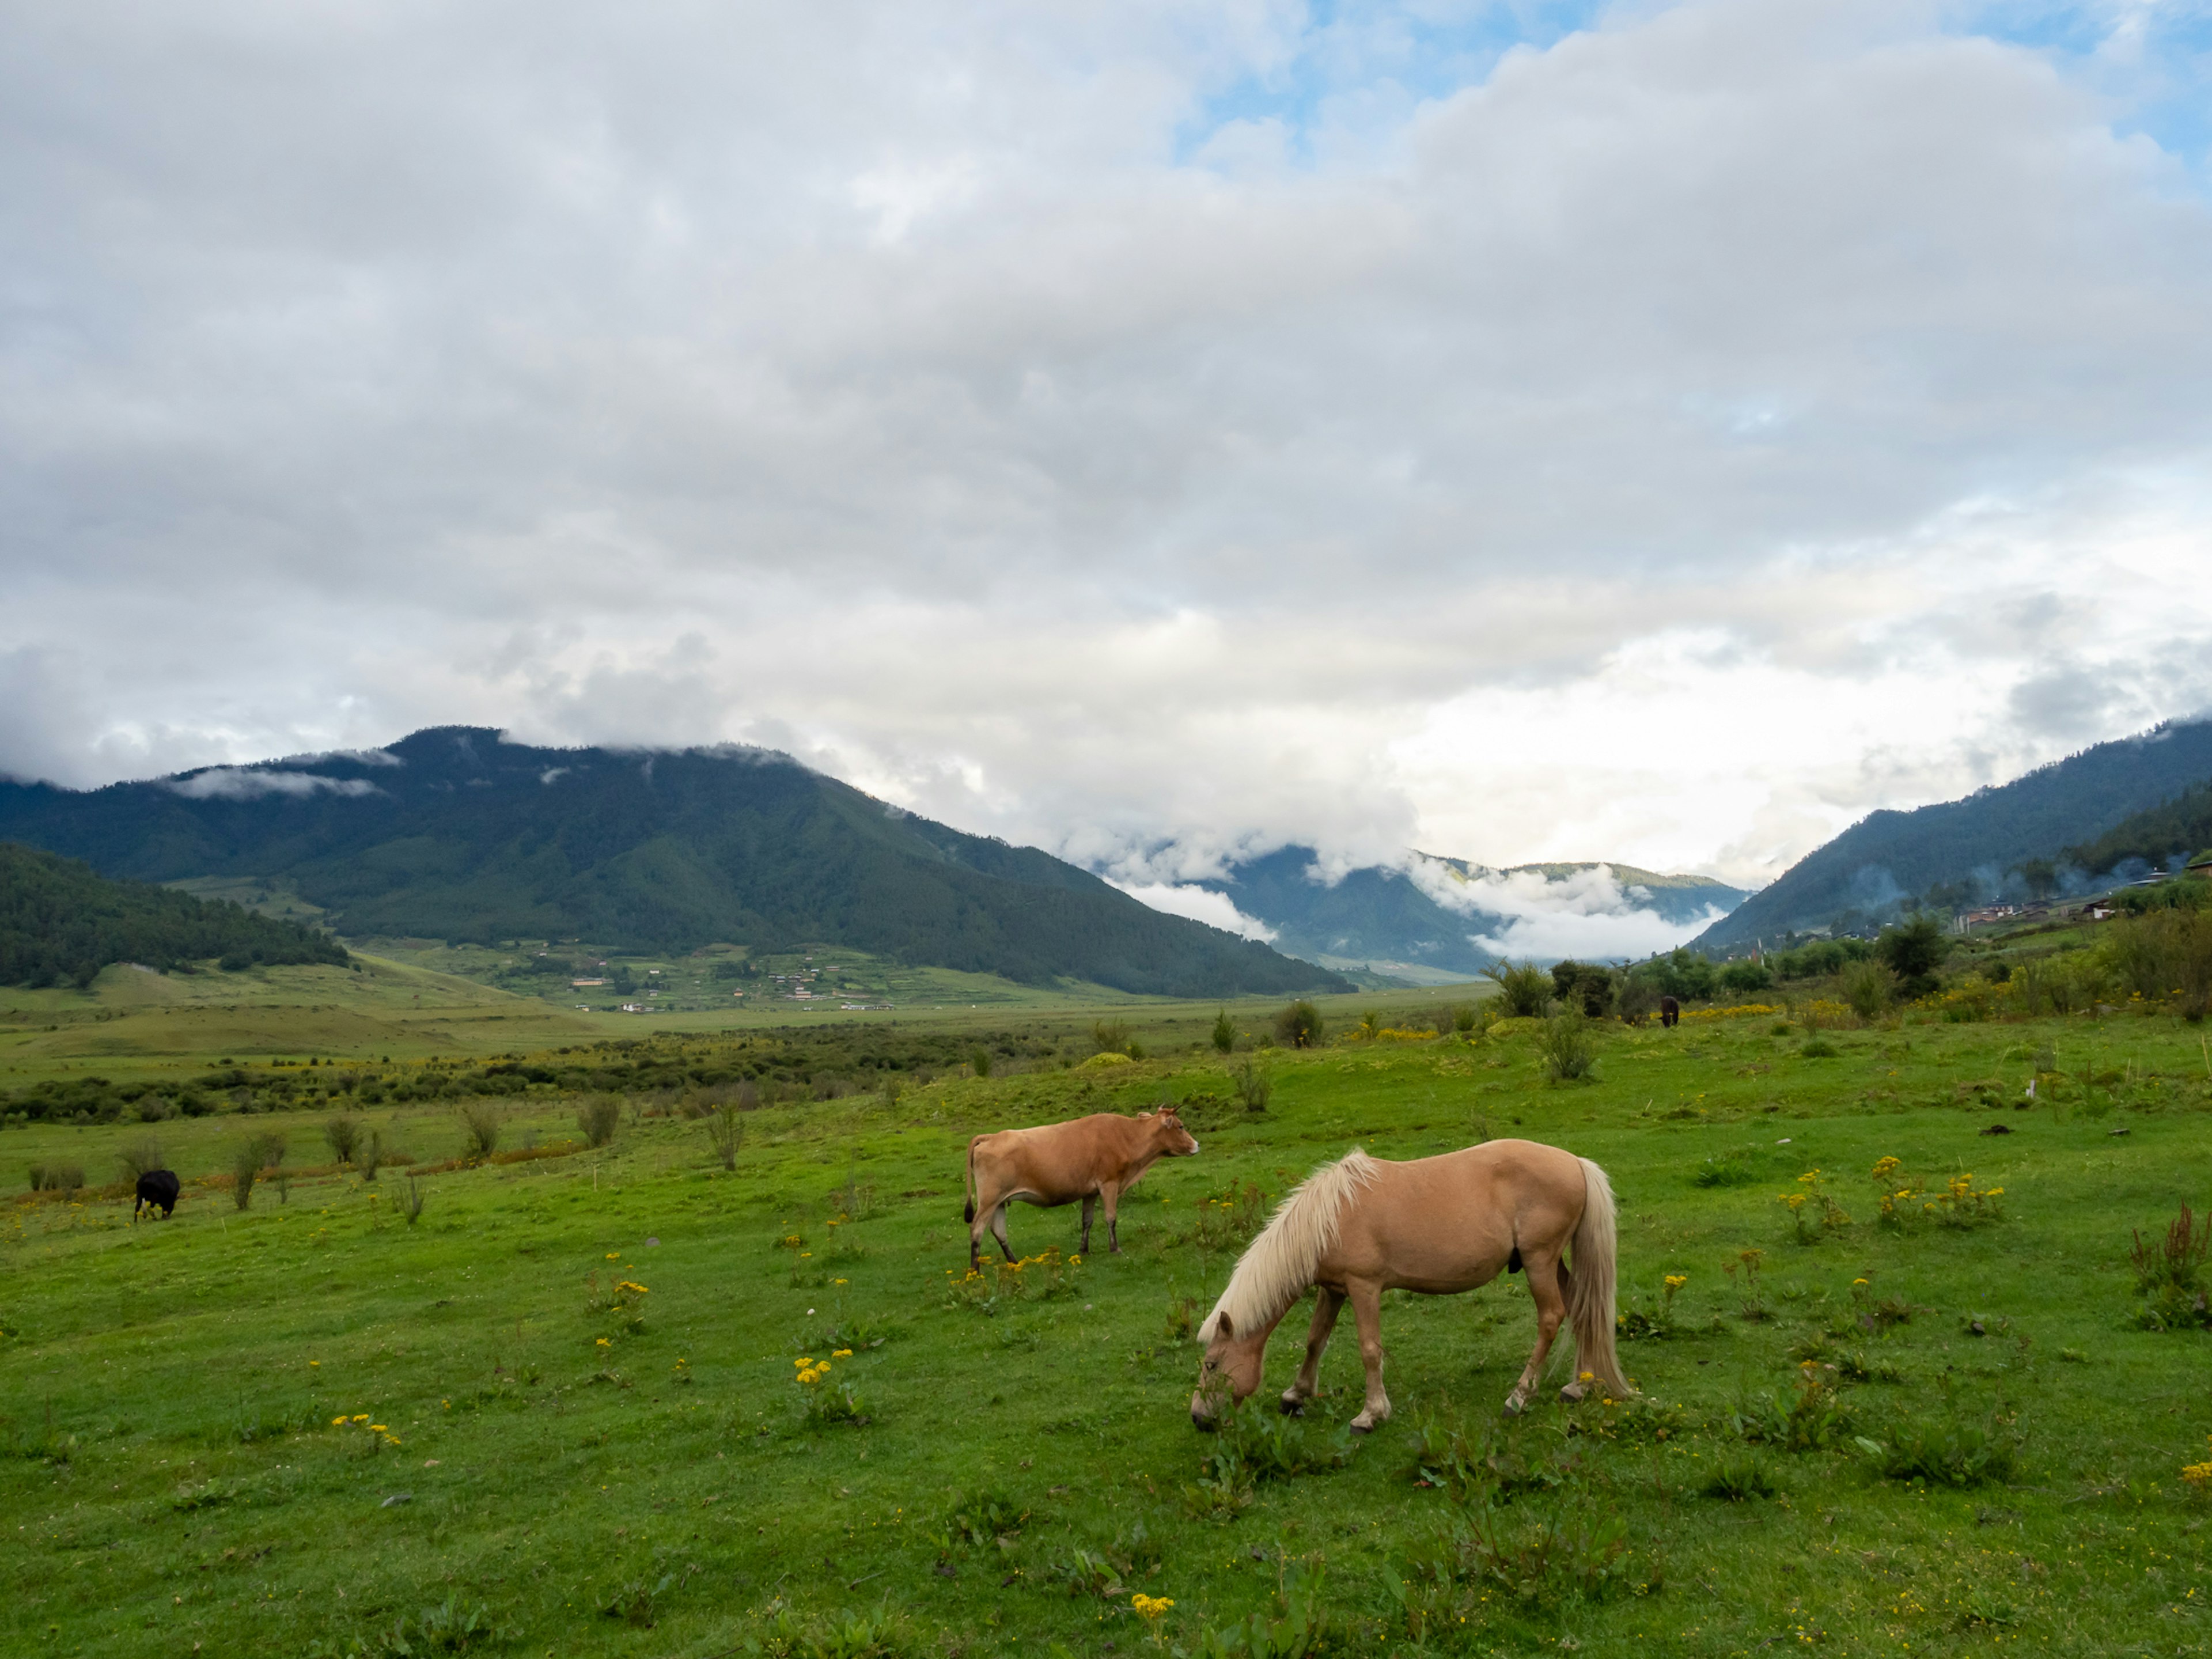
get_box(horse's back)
[1331,1140,1589,1283]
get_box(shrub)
[116,1135,166,1184]
[1615,976,1657,1025]
[1229,1056,1272,1113]
[323,1114,363,1165]
[1092,1020,1132,1055]
[1483,960,1552,1017]
[968,1046,991,1079]
[1779,1169,1851,1243]
[1839,959,1895,1020]
[456,1101,502,1162]
[706,1100,745,1171]
[576,1096,620,1149]
[28,1163,85,1195]
[399,1173,426,1228]
[1874,914,1952,1000]
[1211,1009,1236,1053]
[1800,1037,1840,1058]
[357,1130,384,1183]
[1719,959,1774,994]
[1692,1146,1759,1187]
[131,1093,175,1123]
[2130,1203,2212,1330]
[229,1142,261,1211]
[1551,960,1616,1017]
[1699,1453,1780,1501]
[2101,908,2212,1018]
[1868,1413,2019,1487]
[1538,1010,1596,1082]
[1274,1001,1323,1049]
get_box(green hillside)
[0,729,1343,1000]
[1695,716,2212,950]
[0,841,348,988]
[2063,781,2212,876]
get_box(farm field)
[4,1000,2211,1657]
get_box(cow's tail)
[963,1138,978,1225]
[1567,1157,1632,1398]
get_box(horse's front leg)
[1281,1287,1343,1415]
[1346,1282,1391,1433]
[1503,1251,1567,1415]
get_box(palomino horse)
[1190,1139,1627,1431]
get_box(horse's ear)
[1215,1311,1234,1339]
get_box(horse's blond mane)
[1198,1149,1379,1342]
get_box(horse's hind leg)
[1552,1260,1589,1402]
[1347,1281,1391,1433]
[1503,1250,1567,1415]
[1281,1287,1343,1415]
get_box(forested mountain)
[0,729,1344,998]
[1692,717,2212,953]
[1196,847,1744,975]
[2063,783,2212,876]
[0,841,349,987]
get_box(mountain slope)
[1692,717,2212,952]
[1197,847,1745,974]
[2062,782,2212,877]
[0,729,1345,998]
[0,841,349,987]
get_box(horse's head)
[1153,1107,1199,1158]
[1189,1309,1264,1428]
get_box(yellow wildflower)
[834,1349,853,1358]
[331,1415,347,1427]
[1131,1594,1175,1620]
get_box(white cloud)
[1109,881,1279,941]
[165,769,381,800]
[2,1,2210,891]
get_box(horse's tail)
[1567,1157,1631,1397]
[963,1138,978,1225]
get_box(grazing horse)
[965,1108,1199,1269]
[134,1169,181,1219]
[1190,1139,1627,1431]
[1658,995,1680,1028]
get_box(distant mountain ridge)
[0,728,1346,998]
[1195,847,1745,976]
[1692,716,2212,953]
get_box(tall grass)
[1483,960,1553,1018]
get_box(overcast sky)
[6,0,2211,900]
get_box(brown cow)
[964,1108,1200,1268]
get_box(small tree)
[1840,959,1895,1021]
[1539,1009,1597,1082]
[970,1046,993,1079]
[1229,1056,1272,1113]
[1092,1020,1132,1055]
[117,1136,166,1184]
[1482,960,1553,1018]
[230,1142,261,1211]
[358,1130,384,1183]
[1875,914,1952,1000]
[2013,858,2059,902]
[324,1114,363,1166]
[577,1096,620,1149]
[1616,976,1657,1026]
[457,1101,503,1162]
[705,1100,744,1172]
[1274,1001,1324,1050]
[1210,1010,1236,1054]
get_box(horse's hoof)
[1277,1394,1306,1418]
[1558,1382,1586,1404]
[1502,1395,1526,1417]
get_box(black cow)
[1659,996,1681,1029]
[134,1169,181,1219]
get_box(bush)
[1274,1001,1323,1049]
[2101,908,2212,1018]
[706,1100,745,1171]
[1868,1414,2019,1487]
[576,1096,620,1149]
[28,1162,85,1195]
[1839,959,1895,1021]
[1092,1020,1132,1055]
[230,1142,262,1211]
[323,1114,363,1165]
[2131,1203,2212,1330]
[1615,976,1657,1025]
[1211,1009,1236,1054]
[1538,1010,1596,1082]
[1719,959,1774,993]
[1874,914,1951,1000]
[358,1130,384,1183]
[1483,960,1552,1017]
[1550,960,1615,1017]
[399,1173,426,1228]
[1229,1056,1272,1113]
[456,1101,503,1162]
[116,1135,166,1184]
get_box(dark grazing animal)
[134,1169,181,1219]
[1659,995,1680,1028]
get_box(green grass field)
[5,991,2211,1657]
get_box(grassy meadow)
[4,978,2212,1657]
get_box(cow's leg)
[991,1202,1016,1263]
[1346,1281,1391,1431]
[1503,1249,1568,1415]
[1281,1287,1343,1415]
[1081,1194,1097,1255]
[1102,1183,1123,1253]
